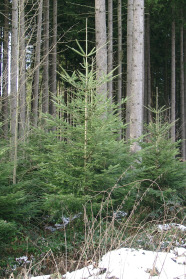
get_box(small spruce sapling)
[134,105,186,218]
[34,34,131,218]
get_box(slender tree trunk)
[42,0,49,114]
[144,15,148,124]
[2,0,9,138]
[180,22,185,158]
[50,0,57,116]
[11,0,19,184]
[145,12,151,124]
[129,0,144,152]
[84,19,88,176]
[19,0,26,138]
[184,29,186,159]
[32,0,43,127]
[108,0,113,100]
[164,48,168,106]
[118,0,122,139]
[146,13,152,123]
[11,0,18,141]
[95,0,107,98]
[126,0,133,140]
[0,29,2,110]
[171,19,176,142]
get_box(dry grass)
[7,179,185,279]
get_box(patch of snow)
[113,211,127,219]
[71,213,82,220]
[30,276,51,279]
[158,223,186,232]
[61,248,186,279]
[173,256,186,265]
[174,248,186,257]
[45,214,82,233]
[30,223,186,279]
[61,217,70,226]
[16,256,30,264]
[45,226,57,232]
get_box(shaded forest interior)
[0,0,185,277]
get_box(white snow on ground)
[30,223,186,279]
[45,213,82,232]
[31,276,51,279]
[158,223,186,232]
[62,248,186,279]
[31,247,186,279]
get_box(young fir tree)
[27,39,132,218]
[134,105,186,218]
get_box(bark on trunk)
[50,0,57,116]
[42,0,49,114]
[118,0,122,139]
[147,13,151,123]
[171,19,176,142]
[126,0,133,140]
[144,14,148,124]
[11,0,19,184]
[0,29,2,111]
[11,0,18,141]
[2,0,9,138]
[184,29,186,159]
[180,22,185,158]
[108,0,113,100]
[19,0,26,138]
[144,12,151,124]
[32,0,43,127]
[129,0,144,152]
[95,0,107,98]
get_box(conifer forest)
[0,0,185,277]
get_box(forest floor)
[29,224,186,279]
[30,248,185,279]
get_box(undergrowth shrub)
[0,220,17,244]
[133,106,186,218]
[24,41,132,220]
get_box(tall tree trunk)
[144,15,148,125]
[42,0,49,114]
[2,0,9,138]
[0,29,2,110]
[95,0,107,98]
[129,0,144,152]
[11,0,19,184]
[164,46,169,107]
[108,0,113,100]
[19,0,26,138]
[180,21,185,158]
[147,13,151,124]
[184,29,186,159]
[50,0,57,116]
[126,0,133,140]
[118,0,122,139]
[171,19,176,142]
[32,0,43,127]
[84,19,88,176]
[144,12,151,124]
